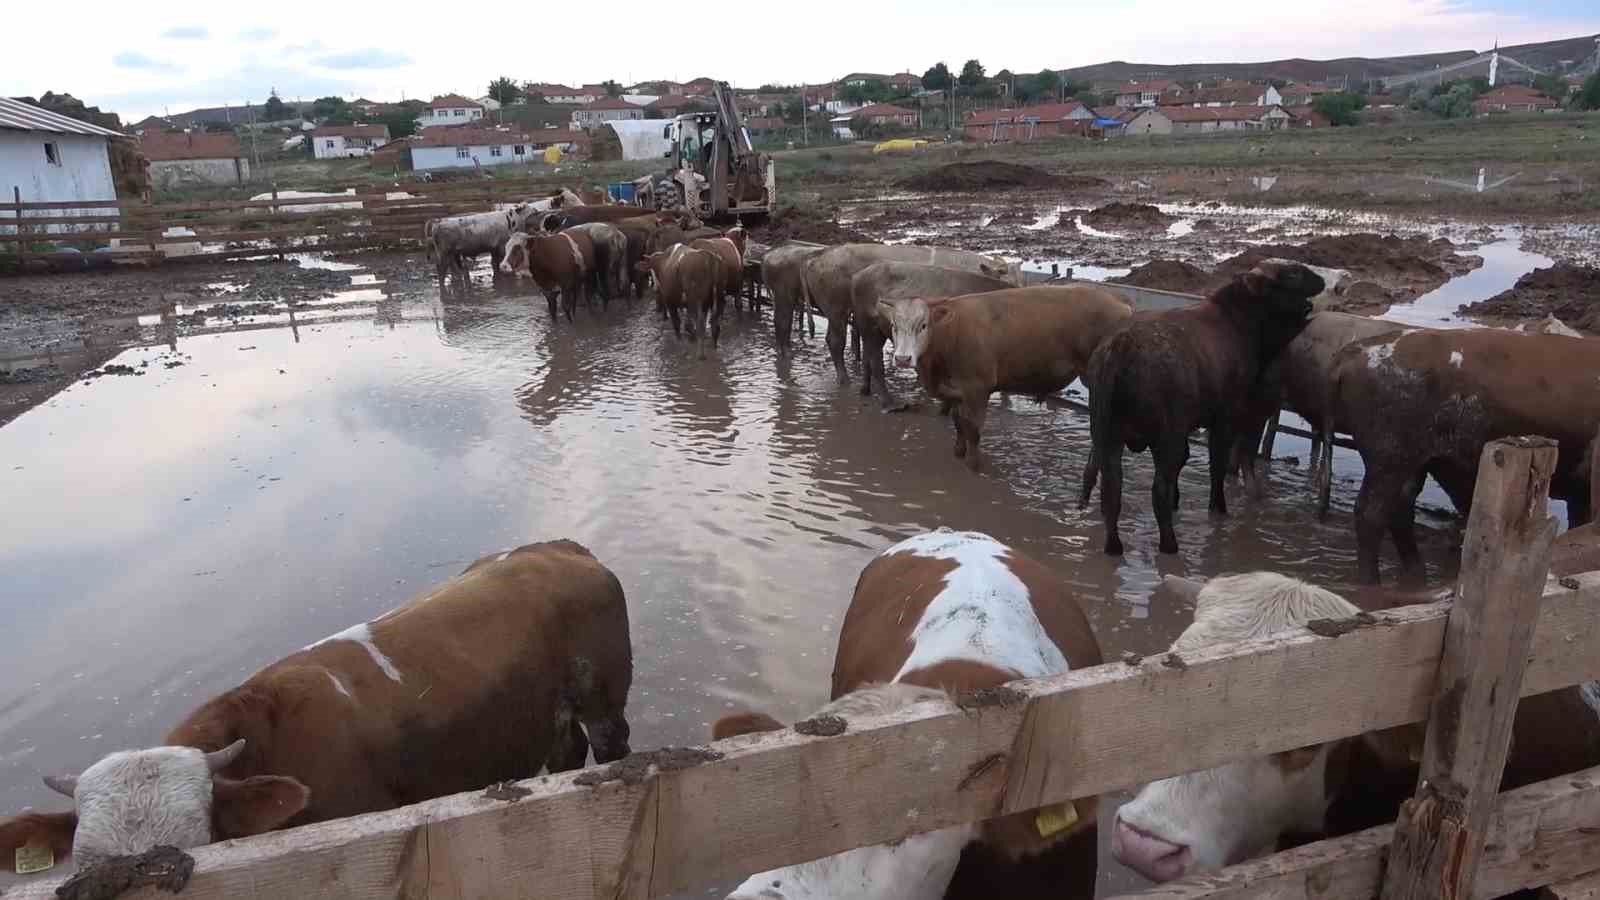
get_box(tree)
[782,95,808,124]
[958,59,986,89]
[1060,79,1090,99]
[487,76,523,106]
[922,62,953,92]
[1425,83,1478,118]
[1312,91,1366,126]
[1031,69,1063,101]
[602,80,622,97]
[1532,73,1568,104]
[263,91,288,122]
[1577,73,1600,111]
[378,100,424,138]
[758,83,787,93]
[311,95,348,121]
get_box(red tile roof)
[1116,80,1178,94]
[1150,104,1284,123]
[966,101,1088,125]
[139,131,244,160]
[412,128,534,148]
[853,103,916,118]
[583,97,638,111]
[311,124,390,139]
[428,94,482,110]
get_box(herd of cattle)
[3,192,1596,896]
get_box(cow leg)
[1389,474,1428,586]
[825,313,849,382]
[668,304,683,336]
[1354,464,1412,585]
[775,295,794,350]
[1152,436,1188,554]
[564,284,578,322]
[850,318,862,364]
[1207,423,1233,516]
[545,290,558,320]
[858,321,881,398]
[490,247,505,278]
[711,294,725,350]
[1099,442,1125,556]
[959,395,991,473]
[546,703,590,772]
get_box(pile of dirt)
[749,204,869,246]
[899,161,1106,192]
[1082,202,1176,232]
[1112,260,1225,294]
[1217,233,1482,306]
[1457,263,1600,333]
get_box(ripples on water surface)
[0,267,1464,894]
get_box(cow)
[0,540,632,873]
[523,188,584,213]
[1318,328,1600,584]
[543,205,675,231]
[761,241,827,349]
[500,229,596,322]
[715,528,1103,900]
[689,228,745,313]
[1082,262,1321,556]
[610,214,668,300]
[851,262,1015,410]
[880,286,1132,473]
[800,245,1025,382]
[639,245,725,357]
[425,204,536,281]
[568,223,629,306]
[1110,568,1600,884]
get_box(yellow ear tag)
[15,843,56,875]
[1034,801,1079,838]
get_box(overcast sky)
[6,0,1597,120]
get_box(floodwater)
[0,259,1476,896]
[1379,229,1554,329]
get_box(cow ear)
[712,711,785,741]
[929,304,952,325]
[42,774,77,797]
[1161,574,1206,605]
[212,776,310,840]
[0,811,78,872]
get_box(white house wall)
[412,144,539,170]
[149,157,249,189]
[0,132,117,235]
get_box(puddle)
[1073,217,1125,240]
[1165,220,1195,239]
[1022,259,1132,282]
[1418,168,1520,194]
[285,253,364,271]
[1379,230,1551,330]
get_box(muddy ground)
[1458,262,1600,333]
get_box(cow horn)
[43,774,78,797]
[205,739,247,771]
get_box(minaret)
[1489,40,1499,87]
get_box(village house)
[1126,104,1293,136]
[1115,80,1182,107]
[683,77,719,96]
[415,95,484,129]
[852,103,917,126]
[1167,81,1284,107]
[128,115,174,136]
[963,101,1095,141]
[840,72,889,87]
[311,124,391,159]
[647,95,705,118]
[526,84,592,105]
[1278,82,1341,106]
[743,117,787,142]
[139,130,249,188]
[1473,84,1560,114]
[475,96,502,112]
[572,97,645,129]
[886,73,922,93]
[0,97,122,234]
[409,127,587,171]
[1092,106,1138,137]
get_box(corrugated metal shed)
[0,96,123,137]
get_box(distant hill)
[1061,32,1599,86]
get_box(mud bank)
[1078,202,1177,233]
[1457,262,1600,333]
[899,161,1107,193]
[747,203,870,246]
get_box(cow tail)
[1080,349,1123,510]
[1316,371,1341,521]
[423,220,435,262]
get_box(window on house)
[489,145,502,157]
[513,145,526,155]
[325,139,336,149]
[43,142,60,166]
[455,146,470,159]
[453,109,465,117]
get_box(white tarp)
[605,120,673,161]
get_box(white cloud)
[3,0,1595,119]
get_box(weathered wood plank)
[1382,438,1560,900]
[8,576,1600,900]
[1544,869,1600,900]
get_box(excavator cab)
[644,82,774,222]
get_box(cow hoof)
[1158,538,1180,555]
[1104,536,1124,556]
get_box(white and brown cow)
[0,540,632,873]
[715,528,1103,900]
[1110,568,1600,883]
[501,230,597,321]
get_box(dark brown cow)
[541,205,670,230]
[714,529,1103,900]
[611,214,668,300]
[0,540,632,872]
[640,245,724,357]
[1083,262,1321,556]
[881,286,1133,472]
[689,229,744,312]
[1320,327,1600,584]
[501,230,596,321]
[1112,567,1600,884]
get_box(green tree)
[1031,69,1063,101]
[1577,73,1600,111]
[263,91,288,121]
[958,59,986,89]
[602,80,622,97]
[378,100,424,138]
[922,62,952,92]
[487,76,523,106]
[1425,83,1478,118]
[782,95,808,123]
[311,95,348,121]
[1532,74,1567,103]
[1312,91,1366,126]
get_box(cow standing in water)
[715,529,1103,900]
[0,540,633,872]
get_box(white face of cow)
[500,233,530,277]
[879,298,937,369]
[1111,573,1360,882]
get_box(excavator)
[633,81,774,223]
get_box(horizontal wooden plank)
[0,198,128,211]
[1545,870,1600,900]
[1105,763,1600,900]
[0,214,127,225]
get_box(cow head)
[1,740,308,872]
[538,212,563,233]
[505,203,534,231]
[878,297,949,369]
[500,232,532,277]
[1112,573,1367,882]
[723,226,747,257]
[714,684,981,900]
[1222,262,1322,354]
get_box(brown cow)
[0,540,632,872]
[761,241,827,349]
[1082,262,1321,556]
[501,230,596,321]
[880,286,1133,472]
[640,246,724,358]
[1320,327,1600,584]
[715,529,1103,900]
[689,229,744,312]
[611,214,668,300]
[1111,568,1600,884]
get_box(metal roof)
[0,97,123,137]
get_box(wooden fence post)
[1380,436,1561,900]
[13,185,27,262]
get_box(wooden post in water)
[1380,436,1560,900]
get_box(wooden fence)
[8,437,1600,900]
[0,177,573,268]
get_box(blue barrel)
[607,182,637,203]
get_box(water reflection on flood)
[0,258,1476,896]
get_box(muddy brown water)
[0,260,1472,896]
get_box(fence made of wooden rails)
[0,178,572,267]
[9,438,1600,900]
